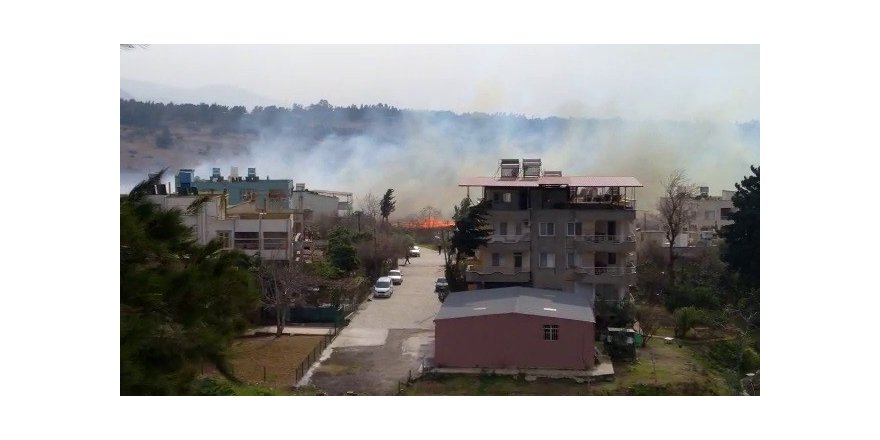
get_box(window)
[503,192,512,203]
[720,208,732,220]
[493,192,501,202]
[608,252,617,265]
[539,252,556,268]
[567,252,577,268]
[216,230,231,248]
[539,222,555,236]
[543,324,559,341]
[705,210,715,220]
[234,232,259,250]
[566,222,582,236]
[498,222,508,236]
[491,253,501,267]
[515,222,522,235]
[263,232,288,250]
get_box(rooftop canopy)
[459,176,643,188]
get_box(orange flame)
[399,218,455,230]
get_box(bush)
[673,306,707,338]
[708,340,760,373]
[665,285,721,311]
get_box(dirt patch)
[309,329,433,395]
[207,335,325,390]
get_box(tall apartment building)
[459,159,642,303]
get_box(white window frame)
[539,252,556,268]
[216,230,232,248]
[539,222,555,237]
[543,324,559,341]
[566,222,582,236]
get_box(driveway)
[301,248,444,395]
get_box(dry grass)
[219,335,326,390]
[403,339,731,395]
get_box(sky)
[120,45,759,121]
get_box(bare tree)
[257,261,317,337]
[418,206,443,232]
[358,192,382,224]
[657,169,697,285]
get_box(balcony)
[572,265,636,283]
[465,266,531,283]
[571,234,636,252]
[552,197,636,210]
[486,233,531,250]
[488,233,531,243]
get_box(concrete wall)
[435,313,595,370]
[292,191,339,218]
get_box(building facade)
[172,167,353,236]
[686,187,736,242]
[434,287,595,370]
[174,167,295,210]
[459,159,642,303]
[145,191,294,261]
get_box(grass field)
[402,336,732,396]
[205,335,326,391]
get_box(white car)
[388,269,403,285]
[408,246,421,257]
[373,277,394,298]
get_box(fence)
[395,359,429,395]
[292,324,340,384]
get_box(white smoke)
[180,114,758,218]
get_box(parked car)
[408,245,421,257]
[388,269,403,285]
[435,277,449,293]
[373,277,394,298]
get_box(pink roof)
[458,176,643,187]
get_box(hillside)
[120,99,760,215]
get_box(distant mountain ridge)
[120,78,285,109]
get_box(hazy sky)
[120,45,758,121]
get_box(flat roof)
[435,286,595,322]
[459,176,643,188]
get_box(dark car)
[435,277,449,293]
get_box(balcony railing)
[465,266,531,283]
[573,265,636,276]
[488,233,531,243]
[571,234,636,243]
[554,197,636,210]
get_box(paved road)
[302,249,444,395]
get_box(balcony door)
[514,252,523,271]
[608,221,617,236]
